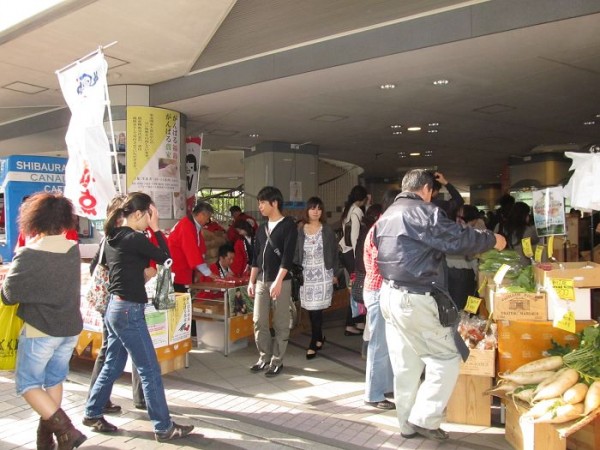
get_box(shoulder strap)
[264,223,282,259]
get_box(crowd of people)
[3,170,542,446]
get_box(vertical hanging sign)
[185,136,202,214]
[56,51,116,220]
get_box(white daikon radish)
[584,381,600,414]
[522,399,562,419]
[484,381,519,397]
[499,370,556,385]
[514,356,563,373]
[533,402,584,424]
[563,383,588,405]
[511,387,535,403]
[533,368,579,402]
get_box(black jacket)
[252,217,298,282]
[375,192,496,290]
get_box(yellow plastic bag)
[0,303,23,370]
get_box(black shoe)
[408,422,449,441]
[365,399,396,410]
[401,432,418,439]
[155,422,195,442]
[82,417,118,433]
[265,364,283,377]
[344,328,362,336]
[134,402,147,410]
[315,336,326,350]
[250,361,268,372]
[102,401,122,415]
[306,349,317,360]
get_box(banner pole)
[55,41,118,75]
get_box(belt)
[384,280,430,295]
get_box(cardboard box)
[497,320,595,373]
[580,244,600,263]
[459,348,496,377]
[545,287,592,321]
[534,262,600,289]
[446,374,493,426]
[491,290,548,321]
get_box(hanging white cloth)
[563,151,600,210]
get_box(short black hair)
[218,243,235,258]
[257,186,284,212]
[229,205,242,214]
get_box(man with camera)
[374,169,506,441]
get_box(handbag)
[153,258,176,310]
[351,271,366,304]
[86,239,110,314]
[431,285,459,328]
[0,302,24,370]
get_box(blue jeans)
[85,298,172,433]
[15,332,78,396]
[364,290,393,402]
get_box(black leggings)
[308,310,324,349]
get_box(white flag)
[57,52,116,220]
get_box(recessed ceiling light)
[380,84,396,90]
[397,152,407,158]
[584,121,596,126]
[596,114,600,118]
[428,129,438,134]
[424,151,433,157]
[428,123,439,127]
[392,131,402,135]
[409,152,421,157]
[433,79,449,86]
[249,133,259,138]
[390,124,402,129]
[407,126,421,132]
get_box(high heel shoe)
[306,349,317,360]
[344,327,362,336]
[315,336,326,350]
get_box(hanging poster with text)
[532,186,566,237]
[126,107,180,216]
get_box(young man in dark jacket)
[247,186,298,377]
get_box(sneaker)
[155,422,195,442]
[102,401,122,414]
[265,364,283,377]
[250,361,268,372]
[134,402,147,410]
[82,417,118,433]
[408,422,449,441]
[364,399,396,410]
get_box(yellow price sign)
[522,237,533,258]
[554,310,576,333]
[493,264,510,285]
[547,235,554,259]
[551,278,575,301]
[477,276,488,296]
[464,296,482,314]
[534,245,544,263]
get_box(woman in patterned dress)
[294,197,339,359]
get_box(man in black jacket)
[375,169,505,441]
[248,186,298,377]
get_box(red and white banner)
[57,52,116,220]
[185,136,202,214]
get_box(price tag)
[534,245,544,263]
[554,310,576,333]
[551,278,575,301]
[493,264,511,285]
[477,276,488,296]
[464,296,482,314]
[522,237,533,258]
[547,236,554,258]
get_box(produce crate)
[459,348,496,377]
[534,262,600,289]
[446,374,493,426]
[491,290,548,321]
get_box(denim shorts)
[15,332,78,396]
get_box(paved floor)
[0,322,513,449]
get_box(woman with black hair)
[503,201,539,265]
[338,185,369,335]
[83,192,195,442]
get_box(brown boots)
[43,408,87,450]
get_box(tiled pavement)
[0,325,513,449]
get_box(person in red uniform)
[199,243,235,282]
[226,205,258,243]
[168,201,217,293]
[230,220,254,277]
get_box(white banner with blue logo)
[57,51,116,220]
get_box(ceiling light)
[428,123,439,127]
[397,152,407,158]
[424,151,433,157]
[409,152,421,157]
[249,133,259,138]
[433,79,449,86]
[380,84,395,90]
[583,121,596,126]
[392,131,402,135]
[390,124,402,129]
[596,114,600,118]
[428,129,438,134]
[407,126,421,132]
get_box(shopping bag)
[85,239,110,314]
[0,302,24,370]
[153,259,176,310]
